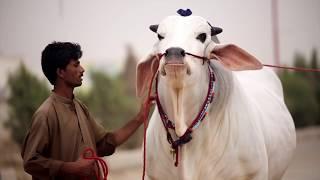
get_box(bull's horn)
[211,26,223,36]
[149,25,159,33]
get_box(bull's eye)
[158,34,164,40]
[196,33,207,43]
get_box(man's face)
[59,59,85,87]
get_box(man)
[21,42,153,179]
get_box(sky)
[0,0,319,75]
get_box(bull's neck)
[157,65,210,137]
[178,64,235,179]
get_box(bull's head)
[137,11,262,136]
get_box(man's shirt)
[21,92,114,180]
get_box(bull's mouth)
[161,58,191,76]
[164,57,185,65]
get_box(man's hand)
[137,96,155,123]
[60,158,95,177]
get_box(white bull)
[136,12,296,180]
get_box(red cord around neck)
[142,53,162,180]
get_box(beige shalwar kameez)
[21,92,115,180]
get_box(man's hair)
[41,41,82,85]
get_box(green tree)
[310,49,318,69]
[293,53,307,68]
[293,52,308,79]
[5,63,50,146]
[78,70,140,149]
[280,71,319,127]
[279,50,320,128]
[309,48,320,125]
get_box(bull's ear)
[136,53,160,99]
[205,42,262,71]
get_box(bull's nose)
[164,47,186,58]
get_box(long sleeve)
[96,133,116,156]
[21,111,64,179]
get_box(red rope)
[161,51,320,72]
[174,147,179,167]
[82,147,108,180]
[263,64,320,72]
[142,53,162,180]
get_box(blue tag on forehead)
[177,9,192,17]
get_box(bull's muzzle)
[161,47,191,76]
[164,47,185,65]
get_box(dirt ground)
[106,127,320,180]
[282,127,320,180]
[0,127,319,179]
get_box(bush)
[5,63,49,146]
[279,49,320,128]
[77,70,141,149]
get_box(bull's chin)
[161,64,188,89]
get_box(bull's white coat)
[137,15,296,180]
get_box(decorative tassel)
[177,9,192,17]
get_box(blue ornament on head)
[177,9,192,17]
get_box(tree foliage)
[310,49,320,109]
[5,63,50,146]
[77,47,142,149]
[279,49,320,128]
[77,70,141,149]
[81,70,139,128]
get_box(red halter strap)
[185,52,209,65]
[155,64,216,167]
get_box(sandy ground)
[0,127,319,179]
[106,127,320,180]
[282,127,320,180]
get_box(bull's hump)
[160,15,208,27]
